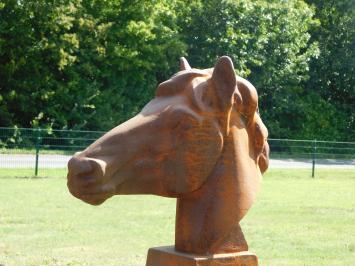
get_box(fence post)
[34,128,41,176]
[311,139,317,178]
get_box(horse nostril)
[88,159,106,179]
[67,154,93,176]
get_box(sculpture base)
[146,246,258,266]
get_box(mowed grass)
[0,169,354,266]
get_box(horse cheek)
[183,123,223,192]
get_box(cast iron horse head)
[67,56,269,255]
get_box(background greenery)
[0,169,354,265]
[0,0,353,140]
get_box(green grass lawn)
[0,169,354,266]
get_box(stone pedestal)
[146,246,258,266]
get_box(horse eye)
[180,121,192,131]
[171,110,185,123]
[170,110,196,131]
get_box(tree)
[0,0,185,130]
[179,0,319,138]
[0,0,353,141]
[304,0,354,141]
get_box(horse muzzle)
[67,153,114,205]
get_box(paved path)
[269,158,355,169]
[0,154,354,169]
[0,154,71,168]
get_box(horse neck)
[175,124,260,254]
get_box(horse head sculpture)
[67,56,269,255]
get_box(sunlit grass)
[0,169,354,265]
[0,168,66,178]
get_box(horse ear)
[180,57,191,71]
[212,56,237,110]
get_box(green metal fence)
[269,138,355,177]
[0,127,105,177]
[0,127,104,152]
[0,127,354,177]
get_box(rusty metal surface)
[67,56,269,256]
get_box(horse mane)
[155,69,209,97]
[156,68,259,117]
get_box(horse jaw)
[175,112,262,255]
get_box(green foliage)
[0,0,353,140]
[179,0,319,138]
[304,0,354,141]
[0,0,185,130]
